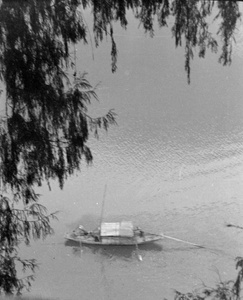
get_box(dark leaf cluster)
[0,195,57,295]
[174,257,243,300]
[0,0,117,193]
[83,0,241,83]
[0,0,116,295]
[216,1,241,66]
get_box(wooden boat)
[65,221,162,246]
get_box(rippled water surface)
[22,11,243,300]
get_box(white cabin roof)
[100,221,134,237]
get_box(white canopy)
[100,221,134,237]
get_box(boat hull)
[65,232,162,246]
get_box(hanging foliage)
[0,0,241,295]
[0,0,116,295]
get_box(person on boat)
[76,225,89,236]
[134,226,144,237]
[94,235,100,242]
[91,226,100,242]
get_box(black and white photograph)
[0,1,243,300]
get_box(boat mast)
[99,184,107,228]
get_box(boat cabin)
[100,221,134,244]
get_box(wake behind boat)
[65,221,163,246]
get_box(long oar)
[135,241,143,261]
[160,233,205,248]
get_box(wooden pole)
[160,233,205,248]
[100,184,107,228]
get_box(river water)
[21,9,243,300]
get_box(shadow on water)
[64,239,163,261]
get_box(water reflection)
[65,239,163,261]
